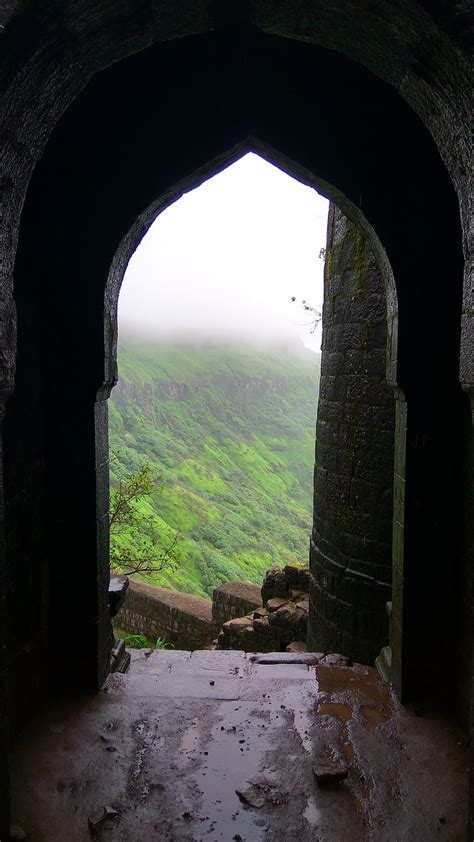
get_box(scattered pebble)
[87,806,118,835]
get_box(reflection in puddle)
[342,740,355,764]
[180,721,200,755]
[304,793,321,826]
[292,706,314,754]
[360,704,391,731]
[190,702,273,841]
[317,702,353,721]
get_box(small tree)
[109,454,180,577]
[290,297,322,334]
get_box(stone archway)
[1,6,471,832]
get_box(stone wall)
[114,580,213,651]
[115,579,264,651]
[212,581,262,633]
[308,205,395,665]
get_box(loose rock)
[319,653,353,667]
[266,597,289,613]
[88,806,118,835]
[313,760,349,786]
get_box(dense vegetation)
[109,341,320,599]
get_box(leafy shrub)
[155,636,174,649]
[123,634,151,649]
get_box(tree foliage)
[109,453,181,577]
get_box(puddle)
[342,740,355,764]
[352,792,365,816]
[292,706,314,754]
[190,702,276,841]
[360,704,391,731]
[180,721,201,755]
[304,794,321,827]
[317,702,353,721]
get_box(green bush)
[123,634,151,649]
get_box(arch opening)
[104,147,398,669]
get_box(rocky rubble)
[215,565,310,653]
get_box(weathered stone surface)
[114,579,213,650]
[9,651,469,840]
[9,826,26,841]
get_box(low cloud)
[118,153,328,353]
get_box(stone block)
[267,597,289,613]
[295,599,309,613]
[252,616,270,633]
[227,616,253,632]
[345,350,365,374]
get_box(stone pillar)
[307,204,395,664]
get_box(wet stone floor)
[10,650,468,841]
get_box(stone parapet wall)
[212,581,262,633]
[115,579,265,651]
[114,579,213,650]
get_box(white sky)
[118,152,329,351]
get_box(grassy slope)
[109,341,320,599]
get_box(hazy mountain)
[109,341,320,599]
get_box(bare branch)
[290,297,322,334]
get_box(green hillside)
[109,341,320,599]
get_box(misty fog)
[118,153,329,352]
